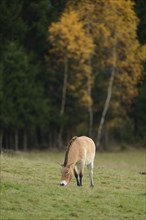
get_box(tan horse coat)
[60,136,95,187]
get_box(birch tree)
[48,9,95,145]
[68,0,143,148]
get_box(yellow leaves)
[114,69,140,109]
[106,117,125,130]
[141,44,146,62]
[48,8,95,110]
[48,0,144,116]
[80,90,92,108]
[48,9,95,59]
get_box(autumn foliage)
[0,0,145,150]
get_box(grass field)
[0,149,145,220]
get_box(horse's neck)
[65,145,77,166]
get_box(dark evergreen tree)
[135,0,146,44]
[1,42,48,150]
[0,0,145,150]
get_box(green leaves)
[1,42,48,129]
[0,0,145,149]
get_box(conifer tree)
[1,42,47,150]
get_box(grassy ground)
[0,149,145,220]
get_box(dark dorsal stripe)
[64,136,78,166]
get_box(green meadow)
[0,149,145,220]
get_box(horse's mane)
[64,136,78,166]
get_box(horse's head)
[60,163,73,186]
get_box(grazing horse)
[60,136,95,187]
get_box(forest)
[0,0,146,151]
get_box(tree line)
[0,0,145,151]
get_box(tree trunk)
[59,54,68,148]
[88,76,93,138]
[60,54,68,116]
[103,128,109,151]
[0,128,3,153]
[87,22,93,138]
[15,129,19,151]
[10,130,13,149]
[96,45,116,150]
[58,126,64,149]
[23,130,27,151]
[5,130,9,149]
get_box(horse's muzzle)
[60,183,65,186]
[60,180,67,186]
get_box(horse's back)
[75,136,95,164]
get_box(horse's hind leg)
[87,163,94,187]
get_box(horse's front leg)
[79,172,83,186]
[78,162,85,186]
[74,167,80,186]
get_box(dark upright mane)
[64,136,78,166]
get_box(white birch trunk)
[87,23,93,137]
[88,73,93,137]
[58,54,68,148]
[96,45,116,149]
[60,54,68,116]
